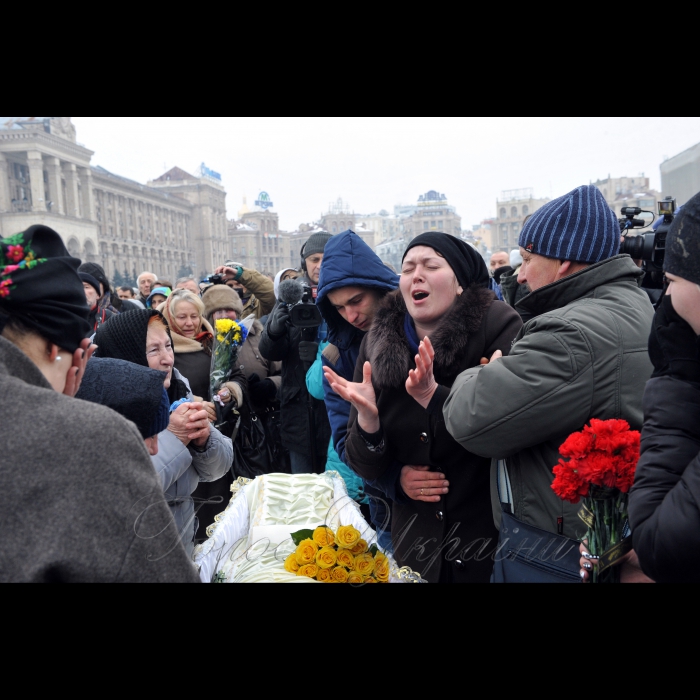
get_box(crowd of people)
[1,182,699,583]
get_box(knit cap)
[94,309,171,367]
[79,273,101,296]
[303,232,334,259]
[665,191,700,286]
[519,186,620,264]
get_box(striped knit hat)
[519,186,620,264]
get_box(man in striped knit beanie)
[441,185,656,582]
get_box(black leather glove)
[266,302,291,339]
[249,374,277,404]
[298,341,319,365]
[649,295,700,384]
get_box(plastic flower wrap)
[551,419,641,584]
[285,526,390,584]
[210,318,249,403]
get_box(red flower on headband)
[2,265,20,277]
[0,279,13,297]
[7,245,25,263]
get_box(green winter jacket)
[444,255,655,541]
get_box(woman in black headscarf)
[326,233,523,583]
[0,225,197,582]
[93,308,233,556]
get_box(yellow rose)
[297,564,319,579]
[336,525,362,550]
[331,567,350,584]
[284,554,300,574]
[336,550,356,570]
[374,555,390,583]
[350,539,369,556]
[295,539,319,566]
[316,547,338,570]
[355,554,376,577]
[364,578,378,584]
[317,568,333,583]
[313,527,336,549]
[347,572,365,585]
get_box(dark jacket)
[630,375,700,583]
[500,267,532,322]
[259,276,331,465]
[444,256,655,542]
[0,336,199,583]
[346,287,523,583]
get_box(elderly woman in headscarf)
[326,233,523,583]
[93,309,233,555]
[0,226,198,582]
[158,289,246,412]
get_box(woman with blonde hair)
[159,289,246,411]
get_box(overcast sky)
[72,117,700,231]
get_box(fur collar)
[367,286,494,390]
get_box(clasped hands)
[168,402,211,448]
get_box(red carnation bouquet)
[552,419,641,584]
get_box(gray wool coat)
[0,336,200,583]
[153,369,233,556]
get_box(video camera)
[619,197,677,278]
[278,279,323,330]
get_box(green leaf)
[369,544,379,558]
[291,529,316,547]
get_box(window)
[522,206,529,216]
[511,207,518,218]
[500,208,507,218]
[423,222,429,230]
[438,221,444,229]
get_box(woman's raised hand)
[324,362,380,435]
[63,338,97,397]
[406,337,439,409]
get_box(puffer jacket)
[152,369,233,557]
[629,376,700,583]
[316,230,401,545]
[444,255,655,542]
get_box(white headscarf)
[274,268,298,299]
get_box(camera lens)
[620,235,646,260]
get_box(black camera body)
[620,197,677,275]
[207,274,227,286]
[288,285,323,330]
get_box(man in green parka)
[444,185,655,544]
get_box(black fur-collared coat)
[346,287,522,584]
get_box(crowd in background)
[1,183,700,583]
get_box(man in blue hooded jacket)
[316,230,400,549]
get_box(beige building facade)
[401,191,462,241]
[494,189,550,253]
[592,176,661,219]
[0,117,227,283]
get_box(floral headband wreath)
[0,232,48,300]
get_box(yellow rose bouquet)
[285,526,391,584]
[210,318,249,421]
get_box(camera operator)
[212,262,276,321]
[259,233,333,474]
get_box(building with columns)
[493,189,550,253]
[0,117,227,282]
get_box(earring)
[55,356,62,362]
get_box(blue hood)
[317,230,400,350]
